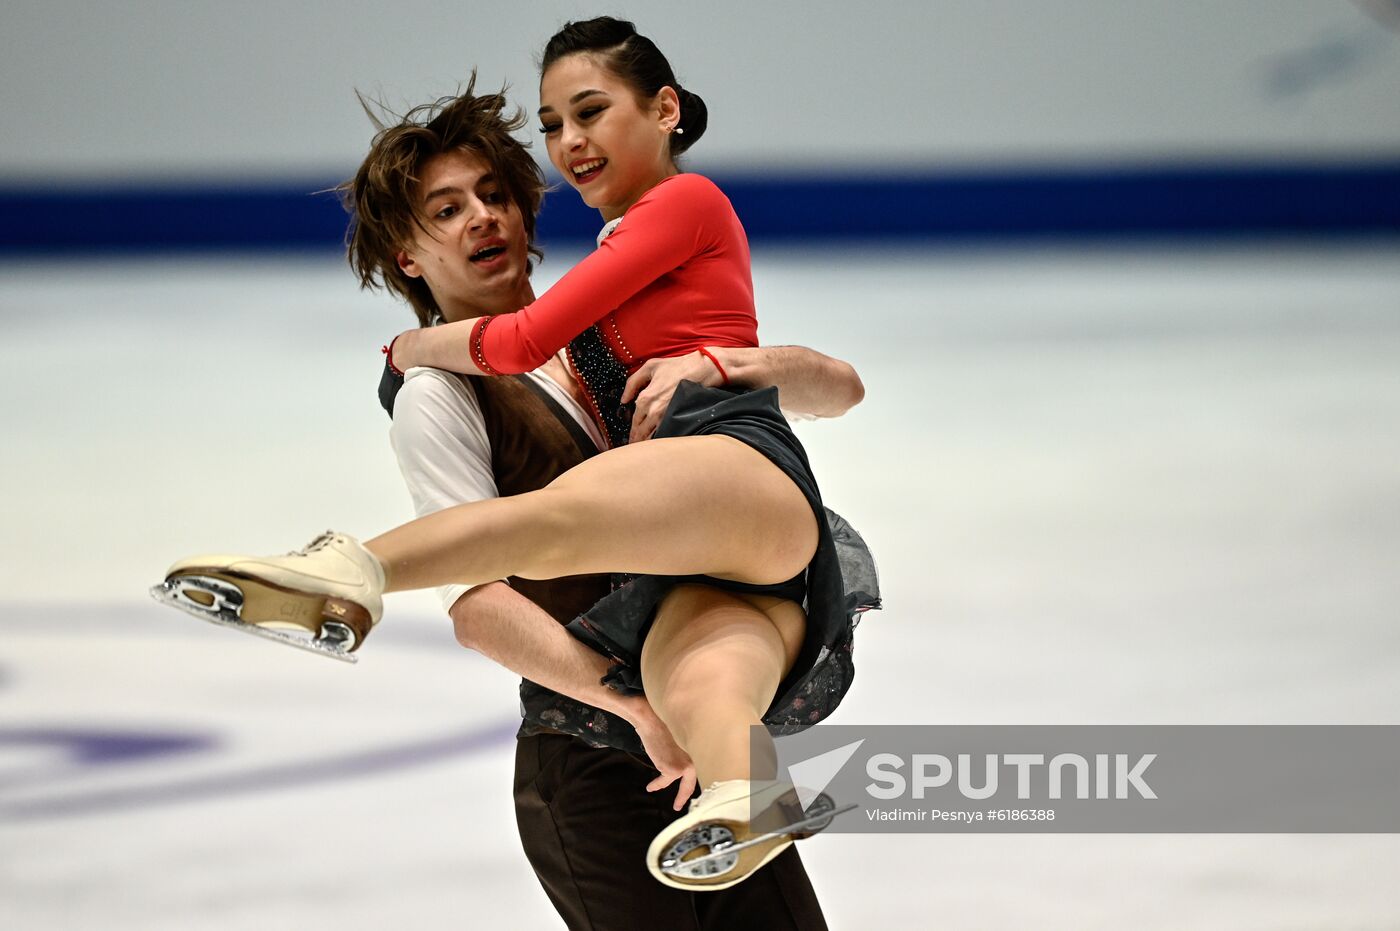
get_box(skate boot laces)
[690,780,740,812]
[289,531,340,557]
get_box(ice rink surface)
[3,239,1400,928]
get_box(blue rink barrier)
[2,162,1398,253]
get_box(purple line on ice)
[0,721,519,821]
[0,727,217,790]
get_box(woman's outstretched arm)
[391,175,727,376]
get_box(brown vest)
[468,374,645,751]
[467,375,612,622]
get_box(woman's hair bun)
[542,16,708,158]
[672,86,708,155]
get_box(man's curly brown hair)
[340,74,546,327]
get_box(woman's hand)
[633,711,698,811]
[384,318,495,377]
[621,350,724,443]
[386,328,420,374]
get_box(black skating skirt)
[565,380,881,736]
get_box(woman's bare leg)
[366,435,818,593]
[639,584,805,787]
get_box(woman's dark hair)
[541,16,707,157]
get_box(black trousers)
[514,733,829,931]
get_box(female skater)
[161,17,878,889]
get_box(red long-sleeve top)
[475,173,757,374]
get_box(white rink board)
[2,242,1400,928]
[5,1,1400,179]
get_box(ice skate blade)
[149,578,358,664]
[659,794,856,882]
[661,823,739,879]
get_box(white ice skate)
[647,779,854,891]
[149,531,384,663]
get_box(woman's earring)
[674,126,684,135]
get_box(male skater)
[348,83,862,929]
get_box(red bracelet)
[470,316,502,376]
[697,347,729,386]
[382,335,404,377]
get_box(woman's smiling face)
[538,53,679,221]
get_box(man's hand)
[621,345,865,442]
[621,352,722,443]
[633,713,698,811]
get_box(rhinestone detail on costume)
[567,325,633,449]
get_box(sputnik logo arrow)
[786,738,866,810]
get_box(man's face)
[397,150,532,321]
